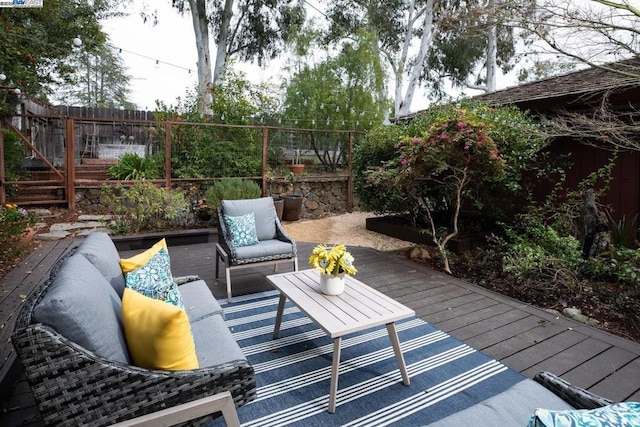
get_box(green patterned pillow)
[125,247,185,310]
[528,402,640,427]
[224,212,260,247]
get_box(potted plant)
[308,244,358,295]
[287,149,305,176]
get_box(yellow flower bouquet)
[308,244,357,276]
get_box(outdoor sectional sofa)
[11,232,255,426]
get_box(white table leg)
[386,323,410,386]
[273,295,286,339]
[328,337,342,413]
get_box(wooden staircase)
[6,164,111,206]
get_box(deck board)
[1,236,639,426]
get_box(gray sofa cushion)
[233,239,295,263]
[429,378,574,426]
[179,280,224,321]
[76,231,126,297]
[191,314,247,368]
[33,254,131,364]
[221,197,277,241]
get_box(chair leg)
[294,257,299,271]
[226,266,232,303]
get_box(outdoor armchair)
[216,197,298,302]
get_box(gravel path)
[281,211,414,252]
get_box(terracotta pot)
[19,227,36,247]
[288,164,305,176]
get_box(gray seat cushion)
[179,280,224,321]
[191,314,247,368]
[33,254,131,364]
[233,239,295,263]
[429,378,574,426]
[76,231,126,297]
[221,197,277,241]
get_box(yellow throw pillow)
[121,288,199,371]
[120,238,168,273]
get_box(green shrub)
[204,178,262,216]
[583,248,640,287]
[606,212,638,249]
[0,203,36,262]
[356,101,549,220]
[102,181,192,233]
[2,129,25,181]
[107,153,163,180]
[353,124,408,215]
[502,218,582,284]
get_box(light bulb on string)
[72,36,82,47]
[13,88,21,95]
[154,60,160,69]
[0,73,5,81]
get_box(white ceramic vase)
[320,272,346,295]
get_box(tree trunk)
[188,0,213,112]
[213,0,234,86]
[398,0,435,117]
[486,22,497,92]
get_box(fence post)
[0,120,5,204]
[66,117,76,210]
[262,127,269,196]
[347,131,354,212]
[164,122,172,189]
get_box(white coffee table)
[267,269,415,413]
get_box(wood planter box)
[365,216,478,252]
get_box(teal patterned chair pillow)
[528,402,640,427]
[223,212,260,247]
[125,247,185,310]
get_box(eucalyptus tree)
[172,0,305,112]
[0,1,125,116]
[426,0,518,96]
[325,0,519,117]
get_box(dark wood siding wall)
[531,139,640,221]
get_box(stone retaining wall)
[74,176,355,220]
[268,176,352,219]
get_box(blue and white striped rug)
[209,291,527,426]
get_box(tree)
[325,0,519,118]
[426,0,519,95]
[172,0,305,112]
[365,106,507,273]
[0,1,127,115]
[281,30,390,170]
[52,44,133,108]
[515,0,640,78]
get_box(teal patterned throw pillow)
[125,247,185,310]
[528,402,640,427]
[224,212,260,247]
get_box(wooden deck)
[1,235,639,426]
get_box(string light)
[107,43,194,75]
